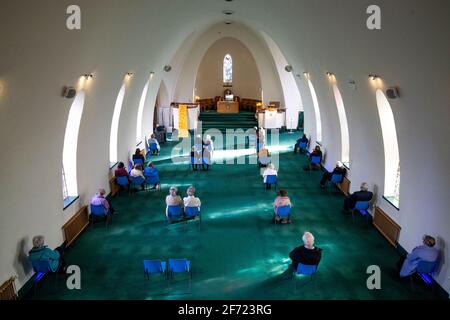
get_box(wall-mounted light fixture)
[303,72,310,80]
[326,72,335,77]
[83,74,94,80]
[368,74,380,81]
[126,72,134,78]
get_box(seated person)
[166,187,183,222]
[303,146,323,171]
[258,146,271,167]
[144,162,161,190]
[132,148,145,166]
[398,235,440,278]
[28,236,67,273]
[205,135,215,154]
[148,134,161,154]
[320,161,347,188]
[191,145,202,171]
[294,134,309,153]
[202,142,213,171]
[274,189,292,224]
[130,164,146,191]
[183,186,201,218]
[289,232,322,272]
[343,182,374,213]
[90,188,115,215]
[263,163,278,190]
[115,162,129,178]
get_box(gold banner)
[178,104,189,138]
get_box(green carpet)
[27,132,442,300]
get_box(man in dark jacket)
[294,134,309,153]
[320,161,347,188]
[343,182,374,213]
[289,232,322,271]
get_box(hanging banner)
[178,105,189,138]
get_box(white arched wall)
[173,23,284,106]
[260,32,303,130]
[195,37,262,99]
[1,0,449,294]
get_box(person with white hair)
[343,182,374,213]
[289,232,322,271]
[320,161,347,188]
[28,236,67,273]
[166,186,183,218]
[148,134,161,154]
[90,188,115,215]
[263,163,278,190]
[183,186,201,209]
[397,235,440,278]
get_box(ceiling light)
[369,74,379,80]
[222,10,235,15]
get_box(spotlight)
[126,72,134,77]
[369,74,379,80]
[326,72,335,77]
[83,74,93,80]
[303,72,310,79]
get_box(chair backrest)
[355,201,370,211]
[116,176,129,186]
[298,141,308,149]
[331,174,344,184]
[143,260,165,274]
[168,205,182,218]
[311,156,321,165]
[134,159,144,167]
[266,175,277,184]
[131,176,145,185]
[168,259,190,273]
[150,143,158,151]
[90,204,107,217]
[296,264,318,276]
[417,260,438,274]
[277,205,291,218]
[185,206,200,217]
[31,260,52,274]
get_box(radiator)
[62,206,89,247]
[0,277,17,300]
[373,206,401,247]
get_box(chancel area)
[0,0,449,301]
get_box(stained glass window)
[223,54,233,84]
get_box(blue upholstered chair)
[143,260,167,280]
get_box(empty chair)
[168,259,192,280]
[143,260,167,280]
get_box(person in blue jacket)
[28,236,67,273]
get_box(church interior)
[0,0,449,301]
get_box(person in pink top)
[273,189,292,224]
[90,188,115,215]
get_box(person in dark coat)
[289,232,322,271]
[320,161,347,188]
[343,182,374,213]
